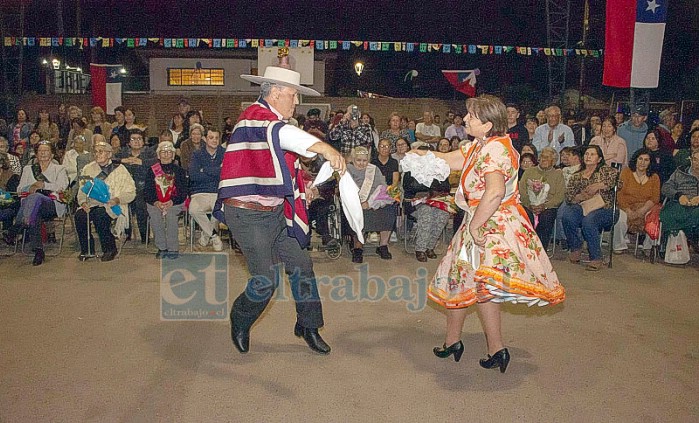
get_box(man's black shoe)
[294,323,331,354]
[101,250,117,262]
[32,248,45,266]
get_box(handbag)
[644,204,662,241]
[664,230,690,265]
[580,193,605,216]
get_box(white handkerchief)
[312,162,364,244]
[400,152,451,186]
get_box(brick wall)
[18,93,465,138]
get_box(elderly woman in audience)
[644,129,676,185]
[520,147,565,249]
[561,145,619,271]
[0,149,20,230]
[391,138,410,163]
[380,112,411,153]
[144,141,189,259]
[347,146,396,263]
[402,155,452,262]
[3,141,69,266]
[62,134,91,183]
[590,116,627,167]
[88,106,112,136]
[660,149,699,248]
[35,108,60,143]
[178,123,205,171]
[673,128,699,170]
[0,136,22,175]
[67,118,93,151]
[612,148,661,253]
[116,128,156,244]
[75,142,136,262]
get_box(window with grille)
[167,68,224,86]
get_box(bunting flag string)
[3,36,603,58]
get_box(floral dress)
[428,136,565,308]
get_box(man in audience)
[617,105,649,156]
[328,105,372,159]
[189,128,225,251]
[658,109,678,152]
[532,105,575,160]
[506,103,529,153]
[303,108,328,139]
[415,111,441,145]
[444,114,466,141]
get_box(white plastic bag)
[665,230,690,265]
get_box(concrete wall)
[18,93,465,138]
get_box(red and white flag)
[603,0,669,88]
[441,69,480,97]
[90,64,123,114]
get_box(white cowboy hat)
[240,66,320,96]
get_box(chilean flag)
[441,69,480,97]
[90,64,123,114]
[603,0,669,88]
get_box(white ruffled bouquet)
[526,179,550,206]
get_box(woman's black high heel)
[479,348,510,373]
[433,341,464,362]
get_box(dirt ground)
[1,240,698,422]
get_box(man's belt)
[223,198,277,212]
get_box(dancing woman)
[412,95,565,372]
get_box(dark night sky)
[11,0,699,102]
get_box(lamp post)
[354,62,364,77]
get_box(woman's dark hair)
[521,143,538,158]
[28,130,41,142]
[35,108,53,126]
[71,117,86,129]
[185,110,202,123]
[560,146,582,161]
[643,129,663,149]
[520,152,538,166]
[628,148,653,175]
[579,144,606,173]
[170,113,184,130]
[602,116,617,132]
[114,106,126,115]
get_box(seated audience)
[109,133,122,156]
[0,136,21,175]
[520,147,565,249]
[644,129,676,185]
[144,141,189,259]
[561,145,619,271]
[67,118,93,151]
[380,112,410,153]
[188,129,225,251]
[115,129,156,244]
[88,106,112,137]
[590,116,628,167]
[75,142,136,262]
[8,108,33,148]
[169,113,186,147]
[444,113,467,141]
[3,141,69,266]
[660,149,699,248]
[436,138,451,153]
[612,149,661,253]
[505,103,529,152]
[673,128,699,170]
[179,123,205,171]
[402,166,452,262]
[35,108,60,143]
[518,152,537,180]
[21,131,41,166]
[0,146,20,229]
[391,138,410,163]
[347,146,396,263]
[111,106,128,146]
[303,108,329,140]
